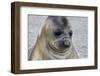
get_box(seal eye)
[54,31,63,36]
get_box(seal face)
[46,16,73,53]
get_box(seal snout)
[63,37,71,48]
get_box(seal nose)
[64,40,70,47]
[63,37,70,47]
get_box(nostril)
[69,31,73,37]
[63,37,66,40]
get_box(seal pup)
[30,16,79,60]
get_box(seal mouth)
[47,42,67,53]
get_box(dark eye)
[54,31,63,36]
[69,31,73,37]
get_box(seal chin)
[47,42,69,53]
